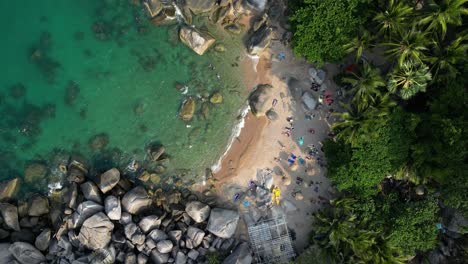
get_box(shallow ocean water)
[0,0,247,192]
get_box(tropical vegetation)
[290,0,468,262]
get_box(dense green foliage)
[290,0,368,64]
[290,0,468,262]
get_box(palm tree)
[366,94,398,119]
[332,104,371,146]
[418,0,468,38]
[373,0,413,37]
[342,63,385,111]
[383,27,430,66]
[387,60,432,99]
[343,29,375,62]
[426,35,468,81]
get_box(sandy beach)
[211,18,342,252]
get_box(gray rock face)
[245,0,268,12]
[65,182,78,209]
[34,228,51,251]
[125,252,137,264]
[247,23,272,55]
[168,230,182,244]
[248,84,274,117]
[121,187,152,215]
[0,203,20,231]
[185,201,210,223]
[179,26,216,55]
[0,243,14,262]
[139,215,161,233]
[97,168,120,193]
[104,195,121,220]
[150,248,169,264]
[71,201,104,229]
[187,226,205,248]
[80,181,102,204]
[138,253,148,264]
[301,91,317,111]
[207,208,240,238]
[124,223,146,246]
[175,251,187,264]
[266,109,279,121]
[0,178,19,201]
[143,0,163,17]
[156,240,173,254]
[148,229,168,242]
[28,195,49,216]
[78,212,114,250]
[120,212,133,225]
[9,242,46,264]
[222,242,252,264]
[187,249,199,260]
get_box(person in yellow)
[272,186,281,205]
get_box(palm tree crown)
[419,0,468,38]
[383,27,430,66]
[373,0,413,37]
[387,60,432,99]
[427,35,468,81]
[343,29,375,62]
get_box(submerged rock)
[248,84,274,117]
[24,163,48,183]
[214,43,226,53]
[224,24,242,35]
[209,92,223,104]
[179,97,196,121]
[179,26,216,55]
[88,133,109,151]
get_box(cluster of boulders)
[0,162,252,264]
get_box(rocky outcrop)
[143,0,163,17]
[207,208,240,238]
[97,168,120,193]
[0,178,20,201]
[9,242,46,264]
[179,97,196,121]
[247,22,272,55]
[28,195,49,216]
[248,84,274,117]
[78,212,114,250]
[301,91,318,111]
[179,26,216,55]
[122,186,152,214]
[80,181,102,204]
[185,201,211,223]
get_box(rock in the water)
[0,203,20,231]
[187,226,205,248]
[139,215,161,233]
[97,168,120,193]
[301,91,317,111]
[28,195,49,216]
[207,208,239,238]
[78,212,114,250]
[266,108,279,121]
[156,240,173,254]
[9,242,46,264]
[0,178,20,201]
[245,0,267,12]
[224,24,242,35]
[179,97,196,121]
[80,181,102,204]
[34,228,51,251]
[179,26,215,55]
[209,92,223,104]
[185,0,217,14]
[122,186,152,214]
[88,133,109,151]
[222,242,252,264]
[24,163,47,183]
[185,201,210,223]
[214,43,226,52]
[247,22,272,55]
[105,195,121,221]
[150,248,169,264]
[0,243,14,262]
[71,201,104,229]
[143,0,163,17]
[148,229,168,242]
[248,84,274,117]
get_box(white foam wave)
[211,104,250,173]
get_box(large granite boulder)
[139,215,161,233]
[148,229,168,242]
[0,243,14,262]
[247,22,272,55]
[143,0,163,17]
[222,242,252,264]
[248,84,274,117]
[187,226,205,248]
[97,168,120,193]
[0,203,20,231]
[0,178,20,201]
[9,242,46,264]
[156,240,173,254]
[185,201,210,223]
[104,195,121,220]
[179,26,216,55]
[179,97,196,121]
[71,201,104,229]
[80,181,102,204]
[34,228,51,251]
[122,186,152,214]
[151,248,169,264]
[78,212,114,250]
[28,195,49,216]
[245,0,267,12]
[301,91,317,111]
[124,223,146,246]
[207,208,239,238]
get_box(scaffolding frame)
[247,214,296,263]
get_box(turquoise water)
[0,0,247,191]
